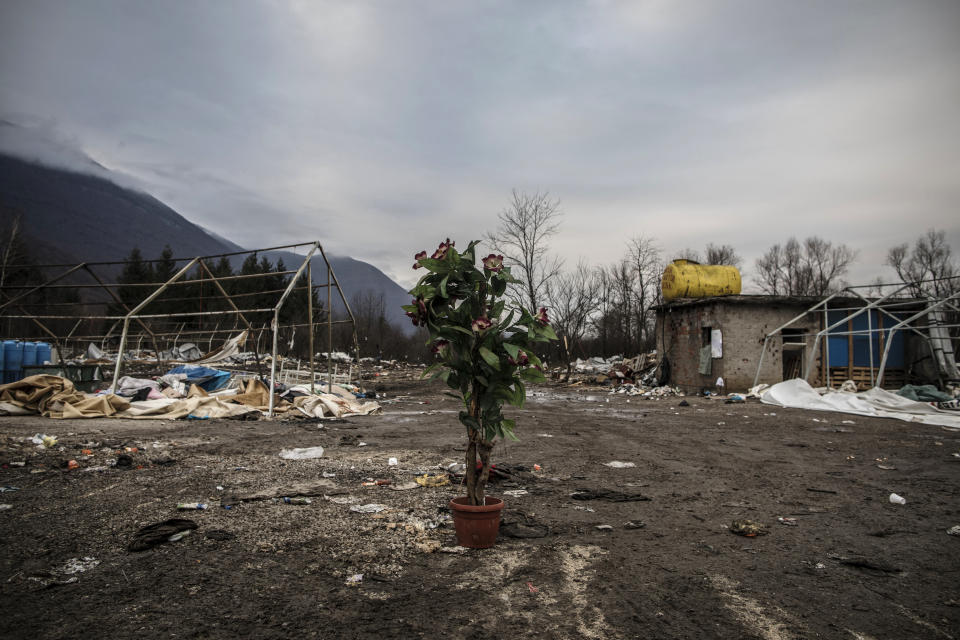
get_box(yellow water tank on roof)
[661,259,741,300]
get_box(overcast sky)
[1,0,958,289]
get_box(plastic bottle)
[282,497,312,505]
[889,493,906,505]
[177,502,208,510]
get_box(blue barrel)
[3,341,23,384]
[22,342,37,368]
[37,342,52,365]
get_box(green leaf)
[478,346,500,370]
[540,324,558,340]
[416,257,449,273]
[458,411,480,432]
[440,275,449,298]
[420,362,443,380]
[502,342,522,360]
[499,418,518,441]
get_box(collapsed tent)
[760,378,960,429]
[0,374,381,420]
[0,375,129,419]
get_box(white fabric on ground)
[760,378,960,429]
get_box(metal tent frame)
[0,241,362,417]
[754,276,960,389]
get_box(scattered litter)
[503,489,529,497]
[533,464,542,471]
[389,481,420,491]
[358,442,368,447]
[574,505,595,512]
[0,504,11,511]
[947,525,960,537]
[176,502,208,510]
[877,464,897,470]
[279,446,324,460]
[841,420,856,425]
[889,493,906,505]
[128,519,198,552]
[778,517,798,526]
[8,461,24,467]
[63,557,100,574]
[345,574,363,585]
[537,433,554,438]
[527,581,539,593]
[603,461,635,468]
[31,434,57,448]
[322,471,337,478]
[624,520,646,529]
[439,546,469,554]
[388,457,398,466]
[281,497,312,505]
[447,463,466,474]
[729,520,769,537]
[350,503,387,513]
[679,400,690,407]
[595,524,613,531]
[0,486,20,492]
[66,460,79,470]
[415,473,450,487]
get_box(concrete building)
[654,295,935,393]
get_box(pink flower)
[431,339,450,355]
[412,250,427,269]
[471,315,492,333]
[535,307,549,325]
[508,350,529,366]
[406,296,428,326]
[482,254,504,272]
[431,238,455,260]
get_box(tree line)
[482,191,958,367]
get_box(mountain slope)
[0,128,411,329]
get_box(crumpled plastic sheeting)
[291,393,382,418]
[116,395,260,420]
[760,378,960,429]
[0,375,130,419]
[194,331,248,365]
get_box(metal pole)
[327,263,332,393]
[109,257,199,393]
[308,261,315,394]
[867,306,875,387]
[269,309,279,417]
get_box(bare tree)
[627,235,663,350]
[672,247,702,262]
[755,236,856,296]
[887,229,959,298]
[545,261,597,380]
[704,243,743,269]
[487,190,563,311]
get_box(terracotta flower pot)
[449,496,504,548]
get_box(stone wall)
[656,300,821,392]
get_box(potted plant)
[403,239,557,548]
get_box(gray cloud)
[1,0,957,290]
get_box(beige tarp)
[0,375,130,419]
[116,395,260,420]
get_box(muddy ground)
[1,377,959,639]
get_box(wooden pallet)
[828,367,904,390]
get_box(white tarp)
[760,378,960,429]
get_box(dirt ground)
[1,376,959,639]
